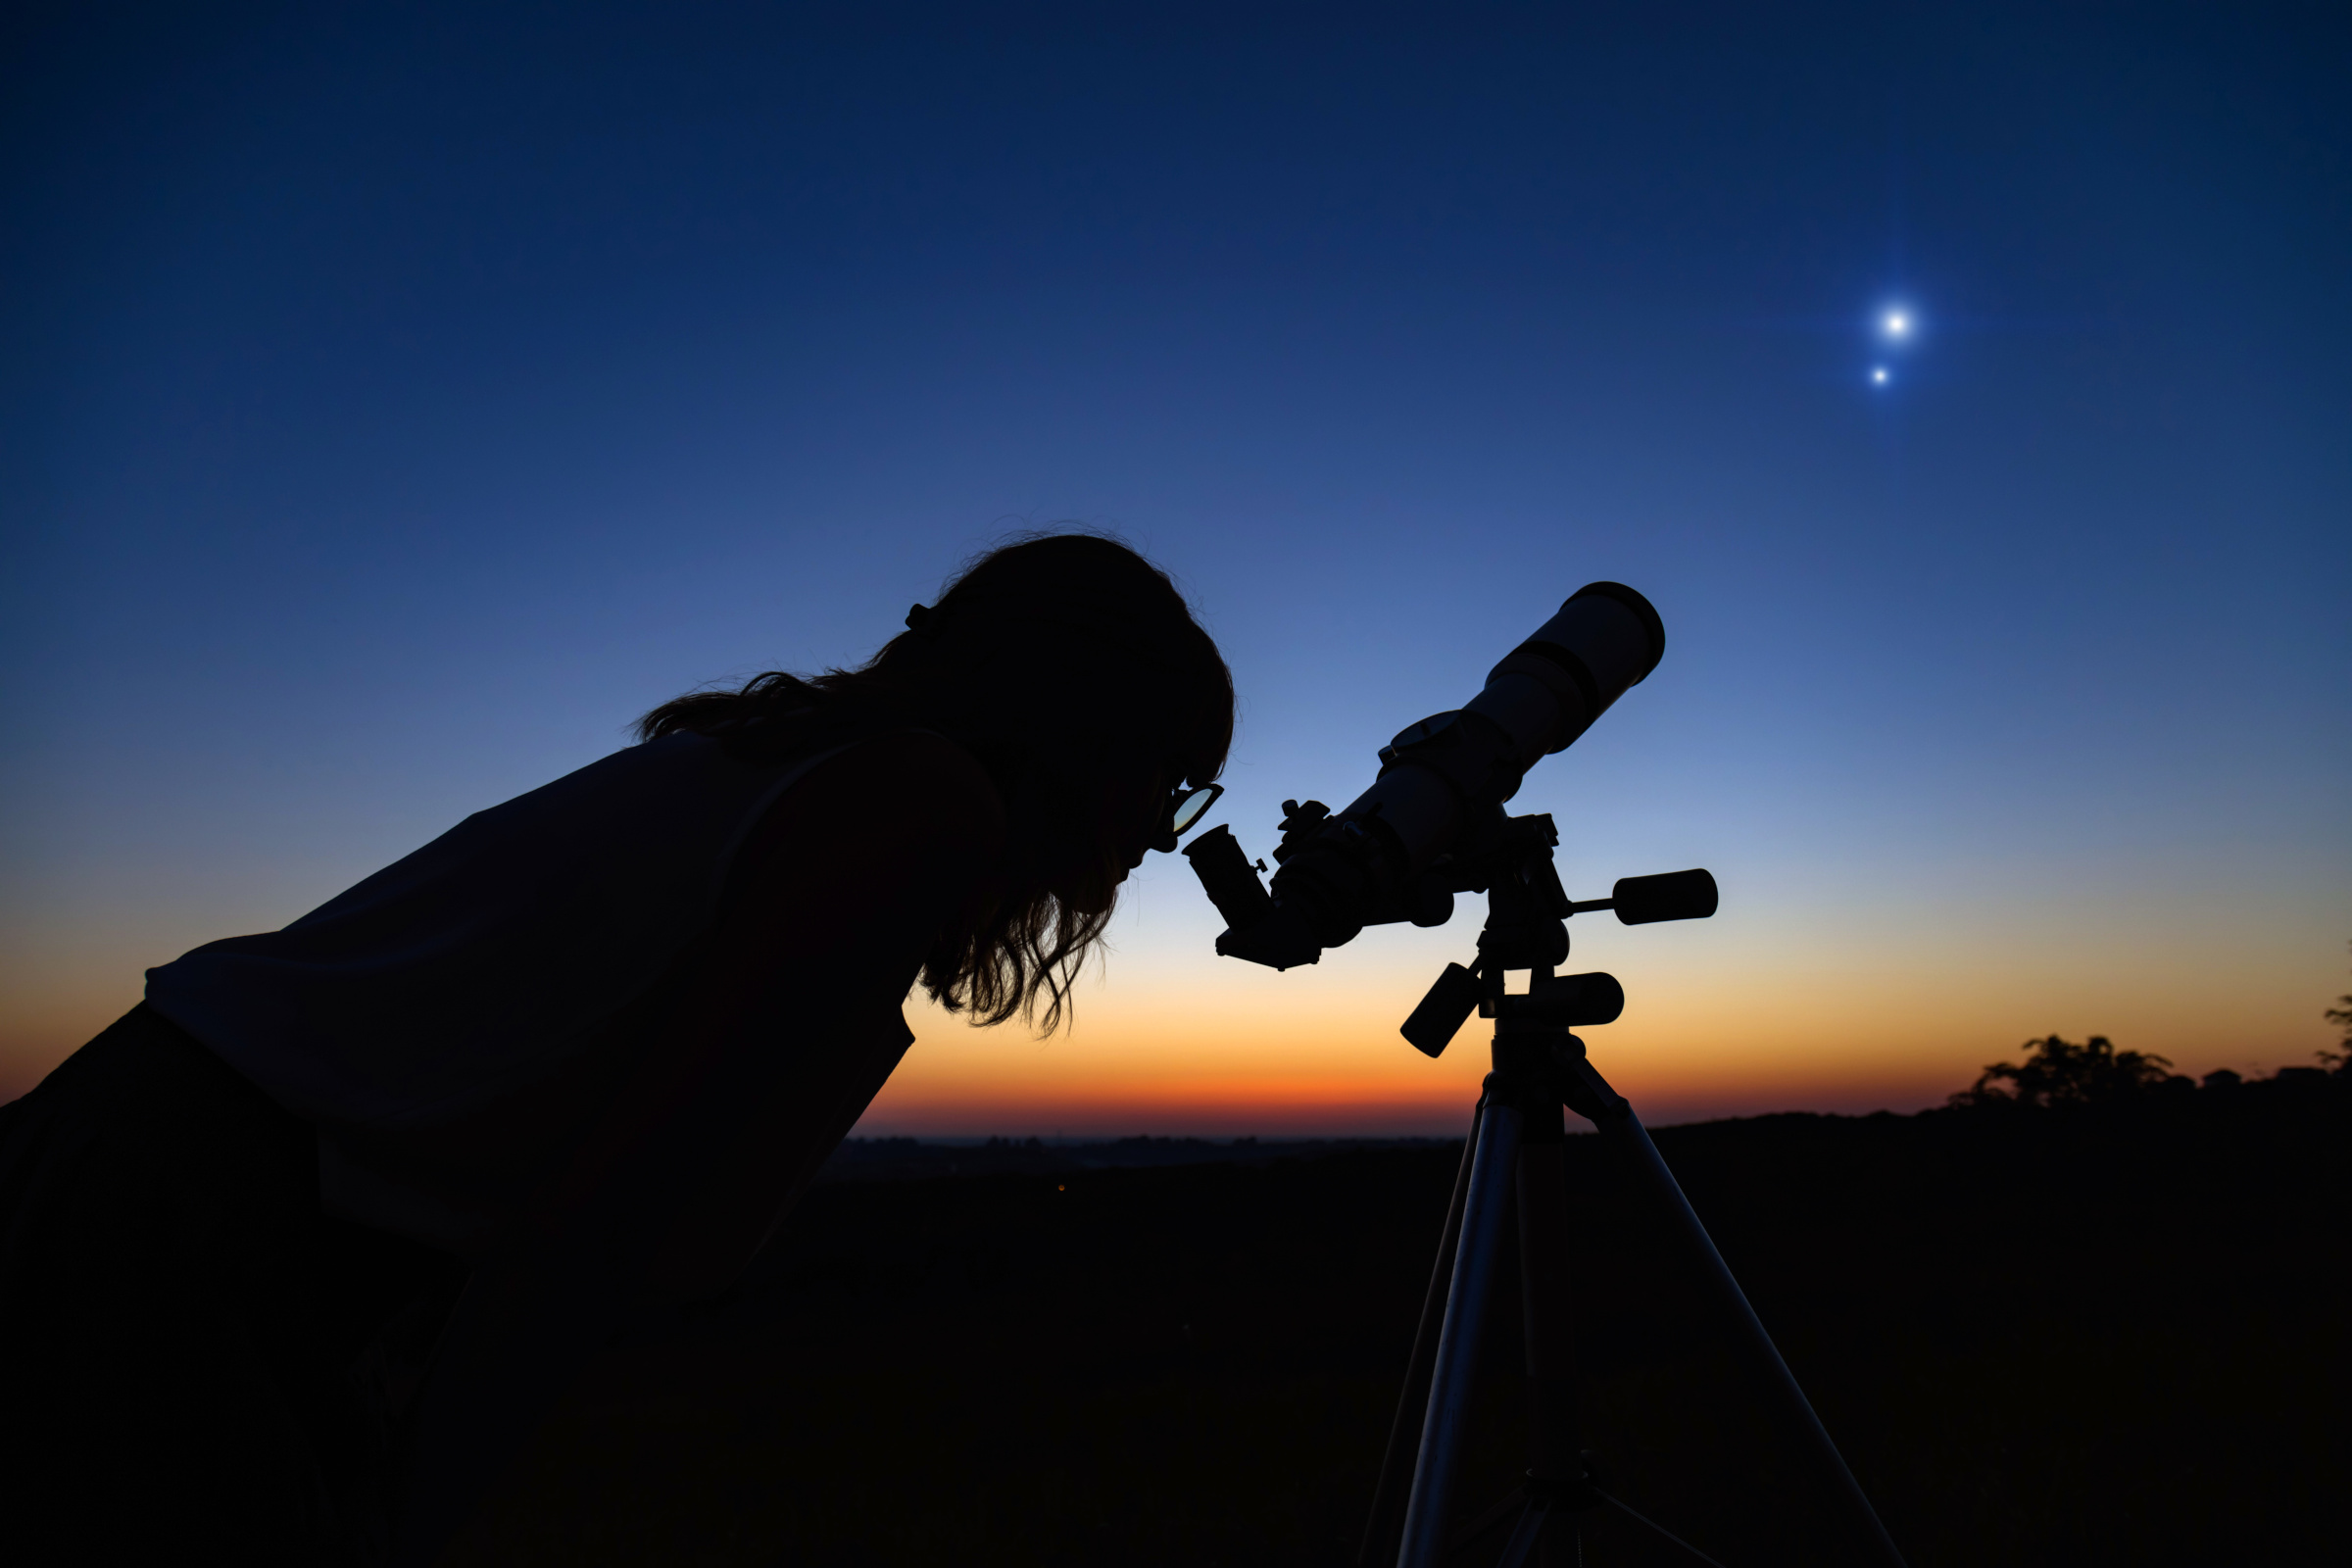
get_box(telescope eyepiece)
[1182,824,1272,932]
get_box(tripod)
[1355,820,1908,1568]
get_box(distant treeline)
[1950,1028,2349,1111]
[1954,953,2350,1107]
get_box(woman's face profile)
[1047,752,1174,915]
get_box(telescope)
[1178,585,1908,1568]
[1186,581,1710,974]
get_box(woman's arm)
[392,731,1004,1564]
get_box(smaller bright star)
[1872,367,1889,385]
[1884,311,1910,337]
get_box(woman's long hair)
[638,533,1235,1032]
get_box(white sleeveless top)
[145,727,892,1247]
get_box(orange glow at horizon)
[862,985,2051,1137]
[2,882,2336,1128]
[850,894,2343,1136]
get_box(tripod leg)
[1562,1052,1908,1568]
[1515,1093,1580,1567]
[1396,1098,1523,1568]
[1358,1101,1487,1568]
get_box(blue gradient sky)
[5,3,2346,1123]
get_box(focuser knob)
[1278,799,1329,831]
[1272,799,1333,863]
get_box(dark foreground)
[454,1080,2348,1567]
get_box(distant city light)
[1884,310,1910,337]
[1871,367,1889,385]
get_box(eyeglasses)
[1152,782,1224,854]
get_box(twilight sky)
[5,2,2346,1129]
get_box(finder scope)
[1187,582,1667,970]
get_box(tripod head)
[1392,810,1716,1057]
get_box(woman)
[0,534,1235,1565]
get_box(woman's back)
[145,720,891,1251]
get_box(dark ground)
[452,1076,2348,1567]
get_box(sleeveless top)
[144,725,905,1250]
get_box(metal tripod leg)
[1359,1101,1488,1568]
[1396,1092,1523,1568]
[1557,1042,1909,1568]
[1514,1073,1579,1567]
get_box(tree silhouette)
[1950,1034,2182,1109]
[2323,941,2352,1074]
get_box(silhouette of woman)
[0,534,1235,1565]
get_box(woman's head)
[639,532,1235,1031]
